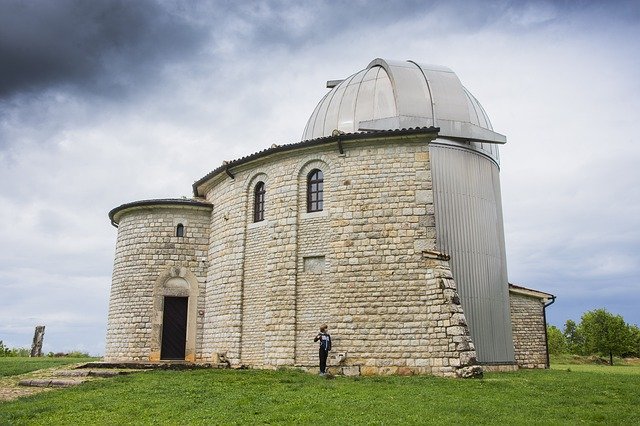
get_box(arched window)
[176,223,184,237]
[254,181,265,222]
[307,169,323,212]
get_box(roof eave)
[192,126,440,197]
[109,198,212,227]
[508,283,555,301]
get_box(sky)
[1,0,639,356]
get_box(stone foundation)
[480,364,519,373]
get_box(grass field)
[0,357,96,377]
[1,360,640,425]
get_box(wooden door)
[161,297,188,360]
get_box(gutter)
[543,295,557,368]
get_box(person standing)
[314,324,331,375]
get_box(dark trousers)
[319,348,329,373]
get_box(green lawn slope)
[1,364,639,425]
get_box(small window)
[254,181,265,222]
[176,223,184,237]
[307,169,323,212]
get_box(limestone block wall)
[202,174,247,363]
[105,203,211,361]
[241,223,269,365]
[328,144,435,373]
[510,292,547,368]
[295,210,331,366]
[202,135,482,376]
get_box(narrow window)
[176,223,184,237]
[307,169,323,212]
[254,181,265,222]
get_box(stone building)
[105,58,553,377]
[509,284,555,369]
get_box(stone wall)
[509,291,548,368]
[105,204,211,361]
[201,135,481,377]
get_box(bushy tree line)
[548,308,640,364]
[0,341,30,357]
[0,341,90,358]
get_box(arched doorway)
[150,267,200,362]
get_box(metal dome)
[302,58,506,163]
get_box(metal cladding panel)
[385,61,433,118]
[430,143,515,364]
[372,70,395,120]
[307,90,332,139]
[323,74,352,135]
[337,71,366,132]
[413,62,469,124]
[353,67,379,127]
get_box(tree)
[563,319,584,355]
[579,309,629,365]
[547,325,567,355]
[626,325,640,358]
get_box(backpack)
[323,334,332,351]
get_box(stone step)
[56,370,90,377]
[16,363,220,392]
[19,378,86,388]
[80,361,228,370]
[17,366,142,391]
[87,369,136,378]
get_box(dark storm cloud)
[0,0,207,98]
[225,0,640,52]
[224,1,477,49]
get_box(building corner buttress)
[423,250,483,378]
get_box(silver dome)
[302,58,505,163]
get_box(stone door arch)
[150,267,199,362]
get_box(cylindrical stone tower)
[105,199,212,362]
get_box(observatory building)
[105,59,553,377]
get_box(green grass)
[1,367,640,425]
[0,357,96,377]
[551,363,640,375]
[550,353,636,366]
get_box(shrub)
[0,342,30,357]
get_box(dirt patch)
[0,384,53,402]
[0,372,56,402]
[0,363,137,402]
